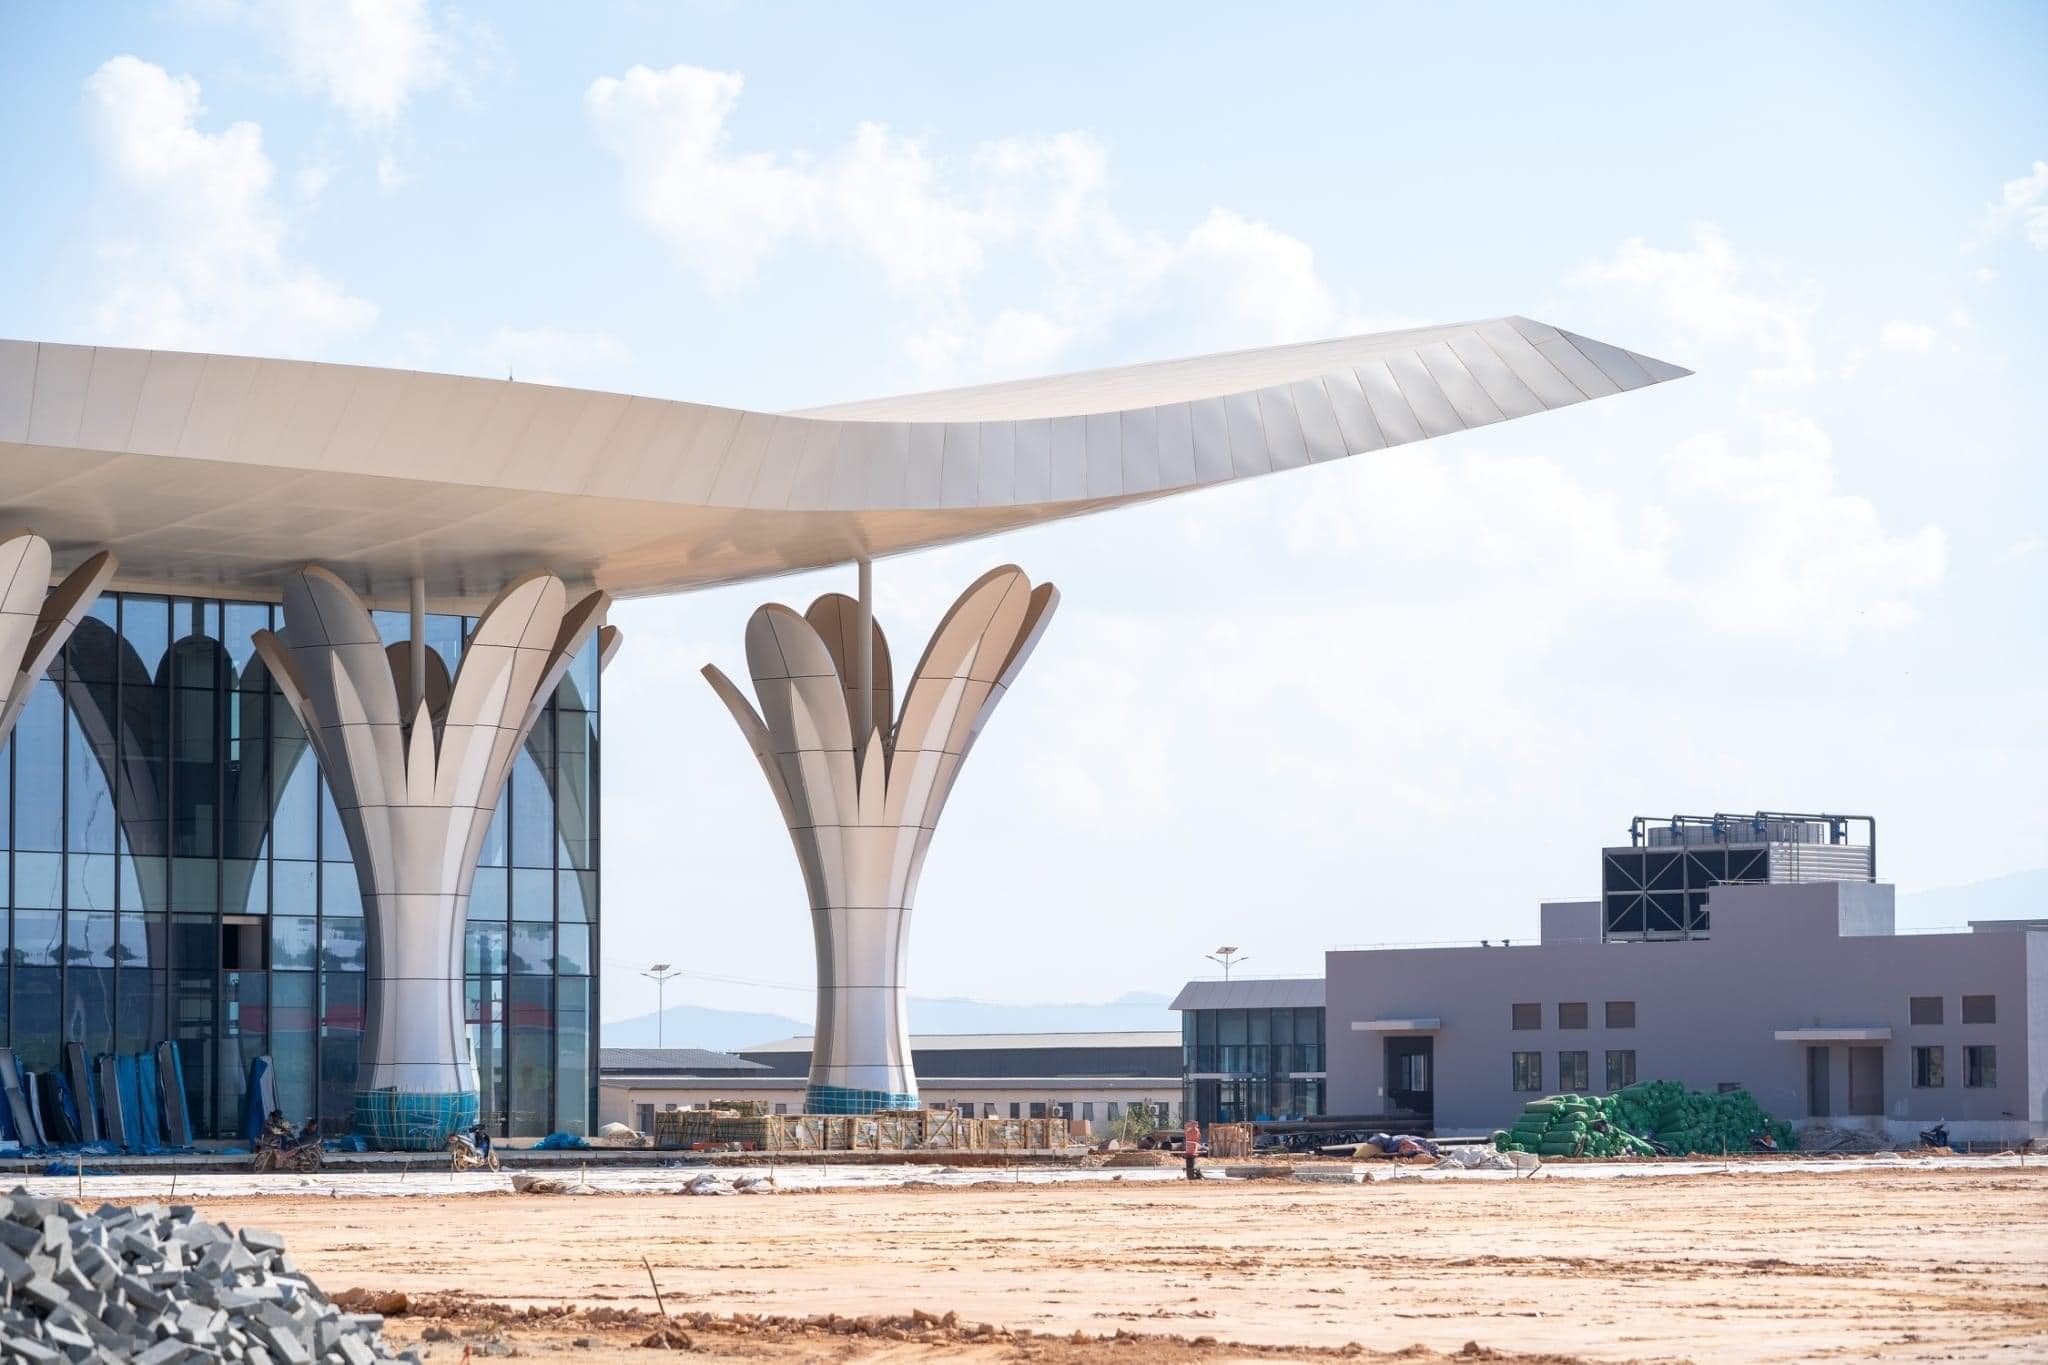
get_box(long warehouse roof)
[0,317,1685,608]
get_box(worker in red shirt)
[1183,1119,1202,1180]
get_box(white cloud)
[81,56,376,354]
[1571,225,1817,385]
[585,62,1356,379]
[1880,320,1936,352]
[232,0,461,129]
[1968,159,2048,252]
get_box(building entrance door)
[1806,1046,1830,1117]
[1384,1037,1434,1117]
[1847,1046,1884,1116]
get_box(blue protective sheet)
[242,1056,275,1142]
[115,1054,149,1154]
[21,1071,47,1147]
[534,1131,589,1150]
[51,1073,82,1145]
[135,1052,164,1153]
[160,1043,192,1147]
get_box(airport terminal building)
[0,321,1684,1145]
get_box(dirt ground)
[180,1163,2048,1363]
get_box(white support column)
[254,566,617,1148]
[704,564,1058,1115]
[0,534,117,747]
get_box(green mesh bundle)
[1491,1079,1797,1158]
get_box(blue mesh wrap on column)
[353,1089,479,1150]
[803,1084,920,1116]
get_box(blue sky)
[2,3,2043,1022]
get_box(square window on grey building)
[1558,1002,1588,1030]
[1511,1003,1541,1030]
[1512,1052,1543,1092]
[1082,1101,1095,1121]
[1009,1103,1021,1119]
[1961,995,1995,1024]
[1909,996,1943,1026]
[1106,1102,1120,1121]
[1605,1050,1636,1090]
[774,1104,787,1116]
[1558,1051,1590,1091]
[1604,1001,1635,1029]
[1965,1046,1995,1088]
[1911,1046,1944,1088]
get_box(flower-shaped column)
[705,565,1057,1114]
[253,566,617,1148]
[0,531,117,746]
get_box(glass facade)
[0,590,599,1140]
[1181,1006,1325,1124]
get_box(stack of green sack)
[1491,1079,1798,1158]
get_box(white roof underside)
[0,318,1686,608]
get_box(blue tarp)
[115,1055,150,1154]
[160,1043,192,1147]
[242,1056,275,1142]
[21,1071,46,1147]
[51,1072,83,1145]
[533,1131,589,1150]
[135,1052,164,1154]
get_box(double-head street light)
[1205,946,1249,980]
[641,963,685,1047]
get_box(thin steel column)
[408,576,427,717]
[854,558,873,746]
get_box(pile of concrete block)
[0,1190,415,1363]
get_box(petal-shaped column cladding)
[253,565,617,1149]
[0,531,117,746]
[705,565,1057,1114]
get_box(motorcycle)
[1918,1121,1951,1150]
[447,1130,501,1172]
[252,1119,324,1172]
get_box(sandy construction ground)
[167,1160,2048,1363]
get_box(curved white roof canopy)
[0,317,1685,609]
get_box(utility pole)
[641,963,684,1047]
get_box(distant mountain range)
[1895,866,2047,928]
[602,991,1179,1052]
[602,870,2046,1052]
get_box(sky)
[1,2,2043,1028]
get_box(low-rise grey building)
[1177,814,2046,1145]
[1329,880,2042,1143]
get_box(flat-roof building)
[1177,814,2046,1145]
[599,1032,1182,1135]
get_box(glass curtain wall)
[1181,1007,1326,1124]
[0,590,599,1139]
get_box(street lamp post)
[1205,946,1249,980]
[641,963,684,1048]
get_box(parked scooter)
[1918,1120,1951,1150]
[252,1114,323,1172]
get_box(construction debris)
[0,1188,412,1362]
[651,1108,1085,1154]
